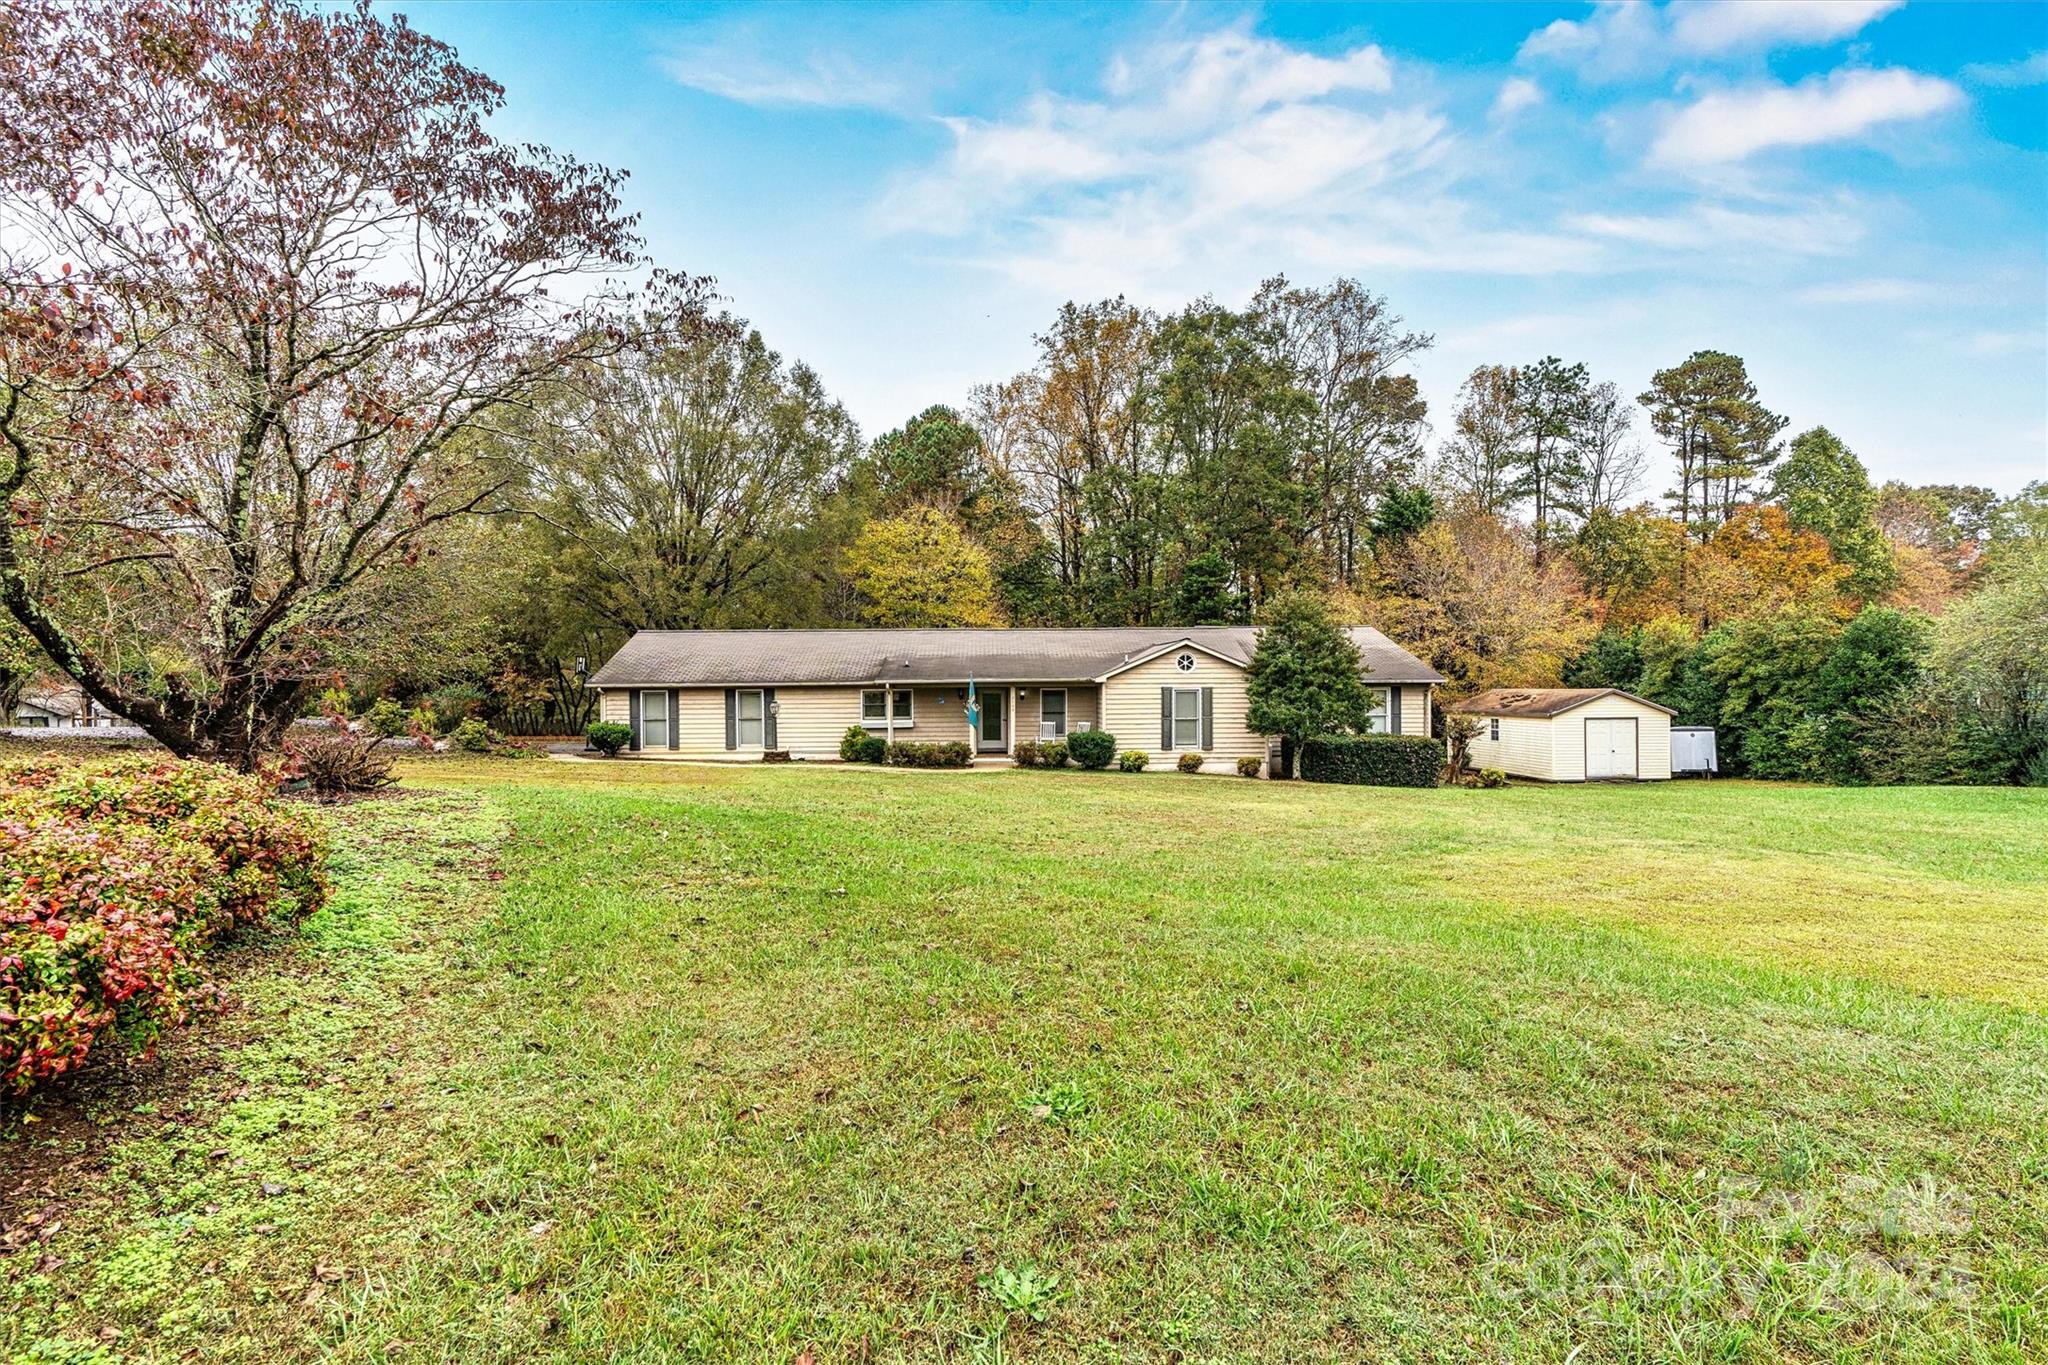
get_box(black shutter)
[1389,688,1403,735]
[724,689,737,750]
[628,692,641,752]
[1201,687,1213,750]
[763,688,778,749]
[668,689,680,750]
[1160,687,1173,750]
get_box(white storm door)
[1586,718,1636,779]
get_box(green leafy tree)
[1439,365,1521,514]
[1505,356,1593,552]
[1808,605,1933,782]
[1562,628,1645,692]
[842,508,1003,627]
[1639,351,1786,616]
[1772,427,1896,601]
[1245,592,1372,778]
[1149,302,1312,613]
[1703,608,1841,778]
[1171,551,1244,624]
[872,405,987,513]
[1369,484,1436,546]
[1925,542,2048,784]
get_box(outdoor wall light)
[768,699,780,715]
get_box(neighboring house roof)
[588,626,1445,688]
[1447,687,1677,719]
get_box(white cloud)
[1961,50,2048,88]
[1492,77,1544,119]
[1794,278,1931,304]
[1669,1,1902,55]
[1651,68,1963,166]
[1567,202,1863,254]
[659,46,908,112]
[1520,0,1900,81]
[871,23,1544,292]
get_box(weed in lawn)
[979,1261,1064,1321]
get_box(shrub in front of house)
[839,725,887,763]
[1299,734,1443,788]
[0,757,327,1093]
[1457,767,1508,789]
[587,721,633,757]
[1065,730,1116,770]
[1013,739,1043,768]
[1118,750,1149,773]
[1176,751,1205,774]
[886,740,972,769]
[1236,755,1263,778]
[1040,741,1068,768]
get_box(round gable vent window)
[1175,652,1196,672]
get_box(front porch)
[860,681,1099,758]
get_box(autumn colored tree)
[842,508,1003,627]
[0,0,694,765]
[1368,511,1595,693]
[1638,351,1785,616]
[1695,505,1850,624]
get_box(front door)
[978,690,1007,752]
[1585,717,1637,780]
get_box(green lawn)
[4,762,2044,1363]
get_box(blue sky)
[398,1,2047,494]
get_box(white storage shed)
[1449,688,1674,782]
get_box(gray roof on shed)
[587,626,1444,688]
[1447,687,1676,719]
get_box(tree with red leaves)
[0,0,705,766]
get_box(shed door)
[1585,718,1637,780]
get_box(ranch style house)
[586,627,1445,775]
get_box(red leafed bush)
[0,757,328,1094]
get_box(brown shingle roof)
[587,626,1445,688]
[1446,687,1676,719]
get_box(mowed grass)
[5,761,2045,1363]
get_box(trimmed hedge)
[886,740,973,769]
[1118,750,1149,773]
[1176,751,1204,774]
[1299,734,1443,788]
[1236,755,1263,778]
[1065,730,1116,770]
[840,726,887,764]
[0,757,328,1093]
[587,721,633,756]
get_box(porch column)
[1009,685,1018,755]
[883,684,894,738]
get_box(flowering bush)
[0,757,327,1093]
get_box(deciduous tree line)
[2,0,2039,782]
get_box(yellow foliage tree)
[1695,504,1851,625]
[842,508,1004,627]
[1365,511,1597,695]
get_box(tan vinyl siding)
[1397,685,1433,737]
[600,690,629,724]
[1464,715,1557,780]
[772,686,867,759]
[674,689,731,755]
[1099,650,1262,773]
